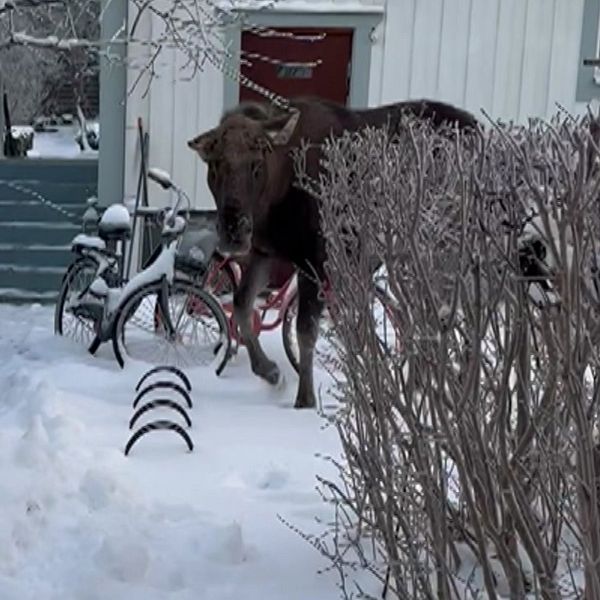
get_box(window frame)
[221,8,383,111]
[577,0,600,101]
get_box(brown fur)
[189,96,479,409]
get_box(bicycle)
[54,168,231,373]
[201,253,401,375]
[280,272,403,373]
[198,252,298,367]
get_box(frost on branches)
[0,0,100,122]
[292,111,600,599]
[0,0,322,122]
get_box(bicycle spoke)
[118,282,227,368]
[58,260,98,347]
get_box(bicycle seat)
[71,233,107,252]
[98,204,132,241]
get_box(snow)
[89,277,109,298]
[71,234,106,251]
[112,242,178,315]
[26,126,98,160]
[147,168,173,189]
[218,0,384,14]
[162,213,186,236]
[86,122,100,137]
[99,204,132,232]
[0,303,353,600]
[11,32,93,50]
[10,126,34,139]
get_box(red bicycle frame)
[204,254,299,344]
[202,253,401,359]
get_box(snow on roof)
[217,0,383,13]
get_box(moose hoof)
[253,359,280,386]
[294,390,316,410]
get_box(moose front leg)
[233,251,280,385]
[294,274,324,409]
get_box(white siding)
[409,0,444,98]
[376,0,590,124]
[491,0,528,121]
[124,4,225,211]
[437,0,471,106]
[124,0,595,216]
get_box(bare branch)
[290,109,600,598]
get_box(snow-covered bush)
[293,112,600,598]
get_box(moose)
[188,97,480,409]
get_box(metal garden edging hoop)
[125,365,195,456]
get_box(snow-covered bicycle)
[54,168,231,373]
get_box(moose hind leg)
[233,252,280,385]
[294,274,324,409]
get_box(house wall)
[124,2,223,212]
[124,0,596,215]
[376,0,594,124]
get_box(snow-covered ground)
[0,303,361,600]
[26,126,97,159]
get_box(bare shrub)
[292,112,600,598]
[0,0,320,121]
[0,1,100,122]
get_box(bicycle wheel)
[283,285,399,374]
[282,292,337,375]
[112,278,231,373]
[54,256,99,347]
[282,291,300,374]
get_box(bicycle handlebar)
[147,166,192,234]
[147,168,173,190]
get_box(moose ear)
[263,108,300,146]
[187,130,218,162]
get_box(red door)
[240,27,353,105]
[240,27,354,287]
